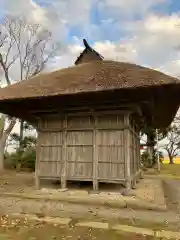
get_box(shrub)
[5,147,36,171]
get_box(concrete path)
[0,195,179,225]
[10,213,180,239]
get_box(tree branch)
[4,118,16,137]
[0,52,11,85]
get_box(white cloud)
[4,0,45,22]
[3,0,69,41]
[158,60,180,77]
[144,14,180,33]
[93,41,137,62]
[123,14,180,73]
[4,0,92,30]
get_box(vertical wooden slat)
[93,114,98,191]
[61,115,67,189]
[124,114,131,190]
[35,118,43,187]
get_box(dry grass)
[146,164,180,178]
[160,164,180,176]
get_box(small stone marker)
[76,221,109,229]
[42,217,71,225]
[155,230,180,239]
[112,225,154,236]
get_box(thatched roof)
[0,60,180,129]
[0,60,179,102]
[74,39,104,65]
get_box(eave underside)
[0,84,179,129]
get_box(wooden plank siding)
[97,114,125,181]
[35,110,141,190]
[38,131,63,177]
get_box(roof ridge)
[74,39,104,65]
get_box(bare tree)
[140,126,168,167]
[160,115,180,164]
[0,15,59,170]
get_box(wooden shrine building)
[0,39,179,192]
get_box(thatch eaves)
[0,60,179,102]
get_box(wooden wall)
[36,111,141,190]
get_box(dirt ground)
[0,170,165,206]
[0,170,179,239]
[0,171,34,193]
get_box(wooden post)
[35,131,40,189]
[124,114,132,193]
[156,129,160,173]
[93,114,98,192]
[35,172,40,190]
[61,116,67,189]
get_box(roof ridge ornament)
[83,39,91,49]
[74,39,104,65]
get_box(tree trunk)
[0,116,16,171]
[19,120,24,149]
[169,156,174,164]
[16,162,21,172]
[0,136,6,171]
[147,133,154,167]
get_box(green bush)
[6,132,37,171]
[21,148,36,170]
[141,149,163,168]
[5,147,36,171]
[141,151,150,167]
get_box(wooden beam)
[29,101,149,114]
[29,104,145,118]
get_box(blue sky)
[1,0,180,76]
[166,0,180,14]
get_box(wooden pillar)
[124,114,131,191]
[35,131,40,189]
[132,130,137,190]
[92,114,98,192]
[136,135,141,182]
[61,116,67,189]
